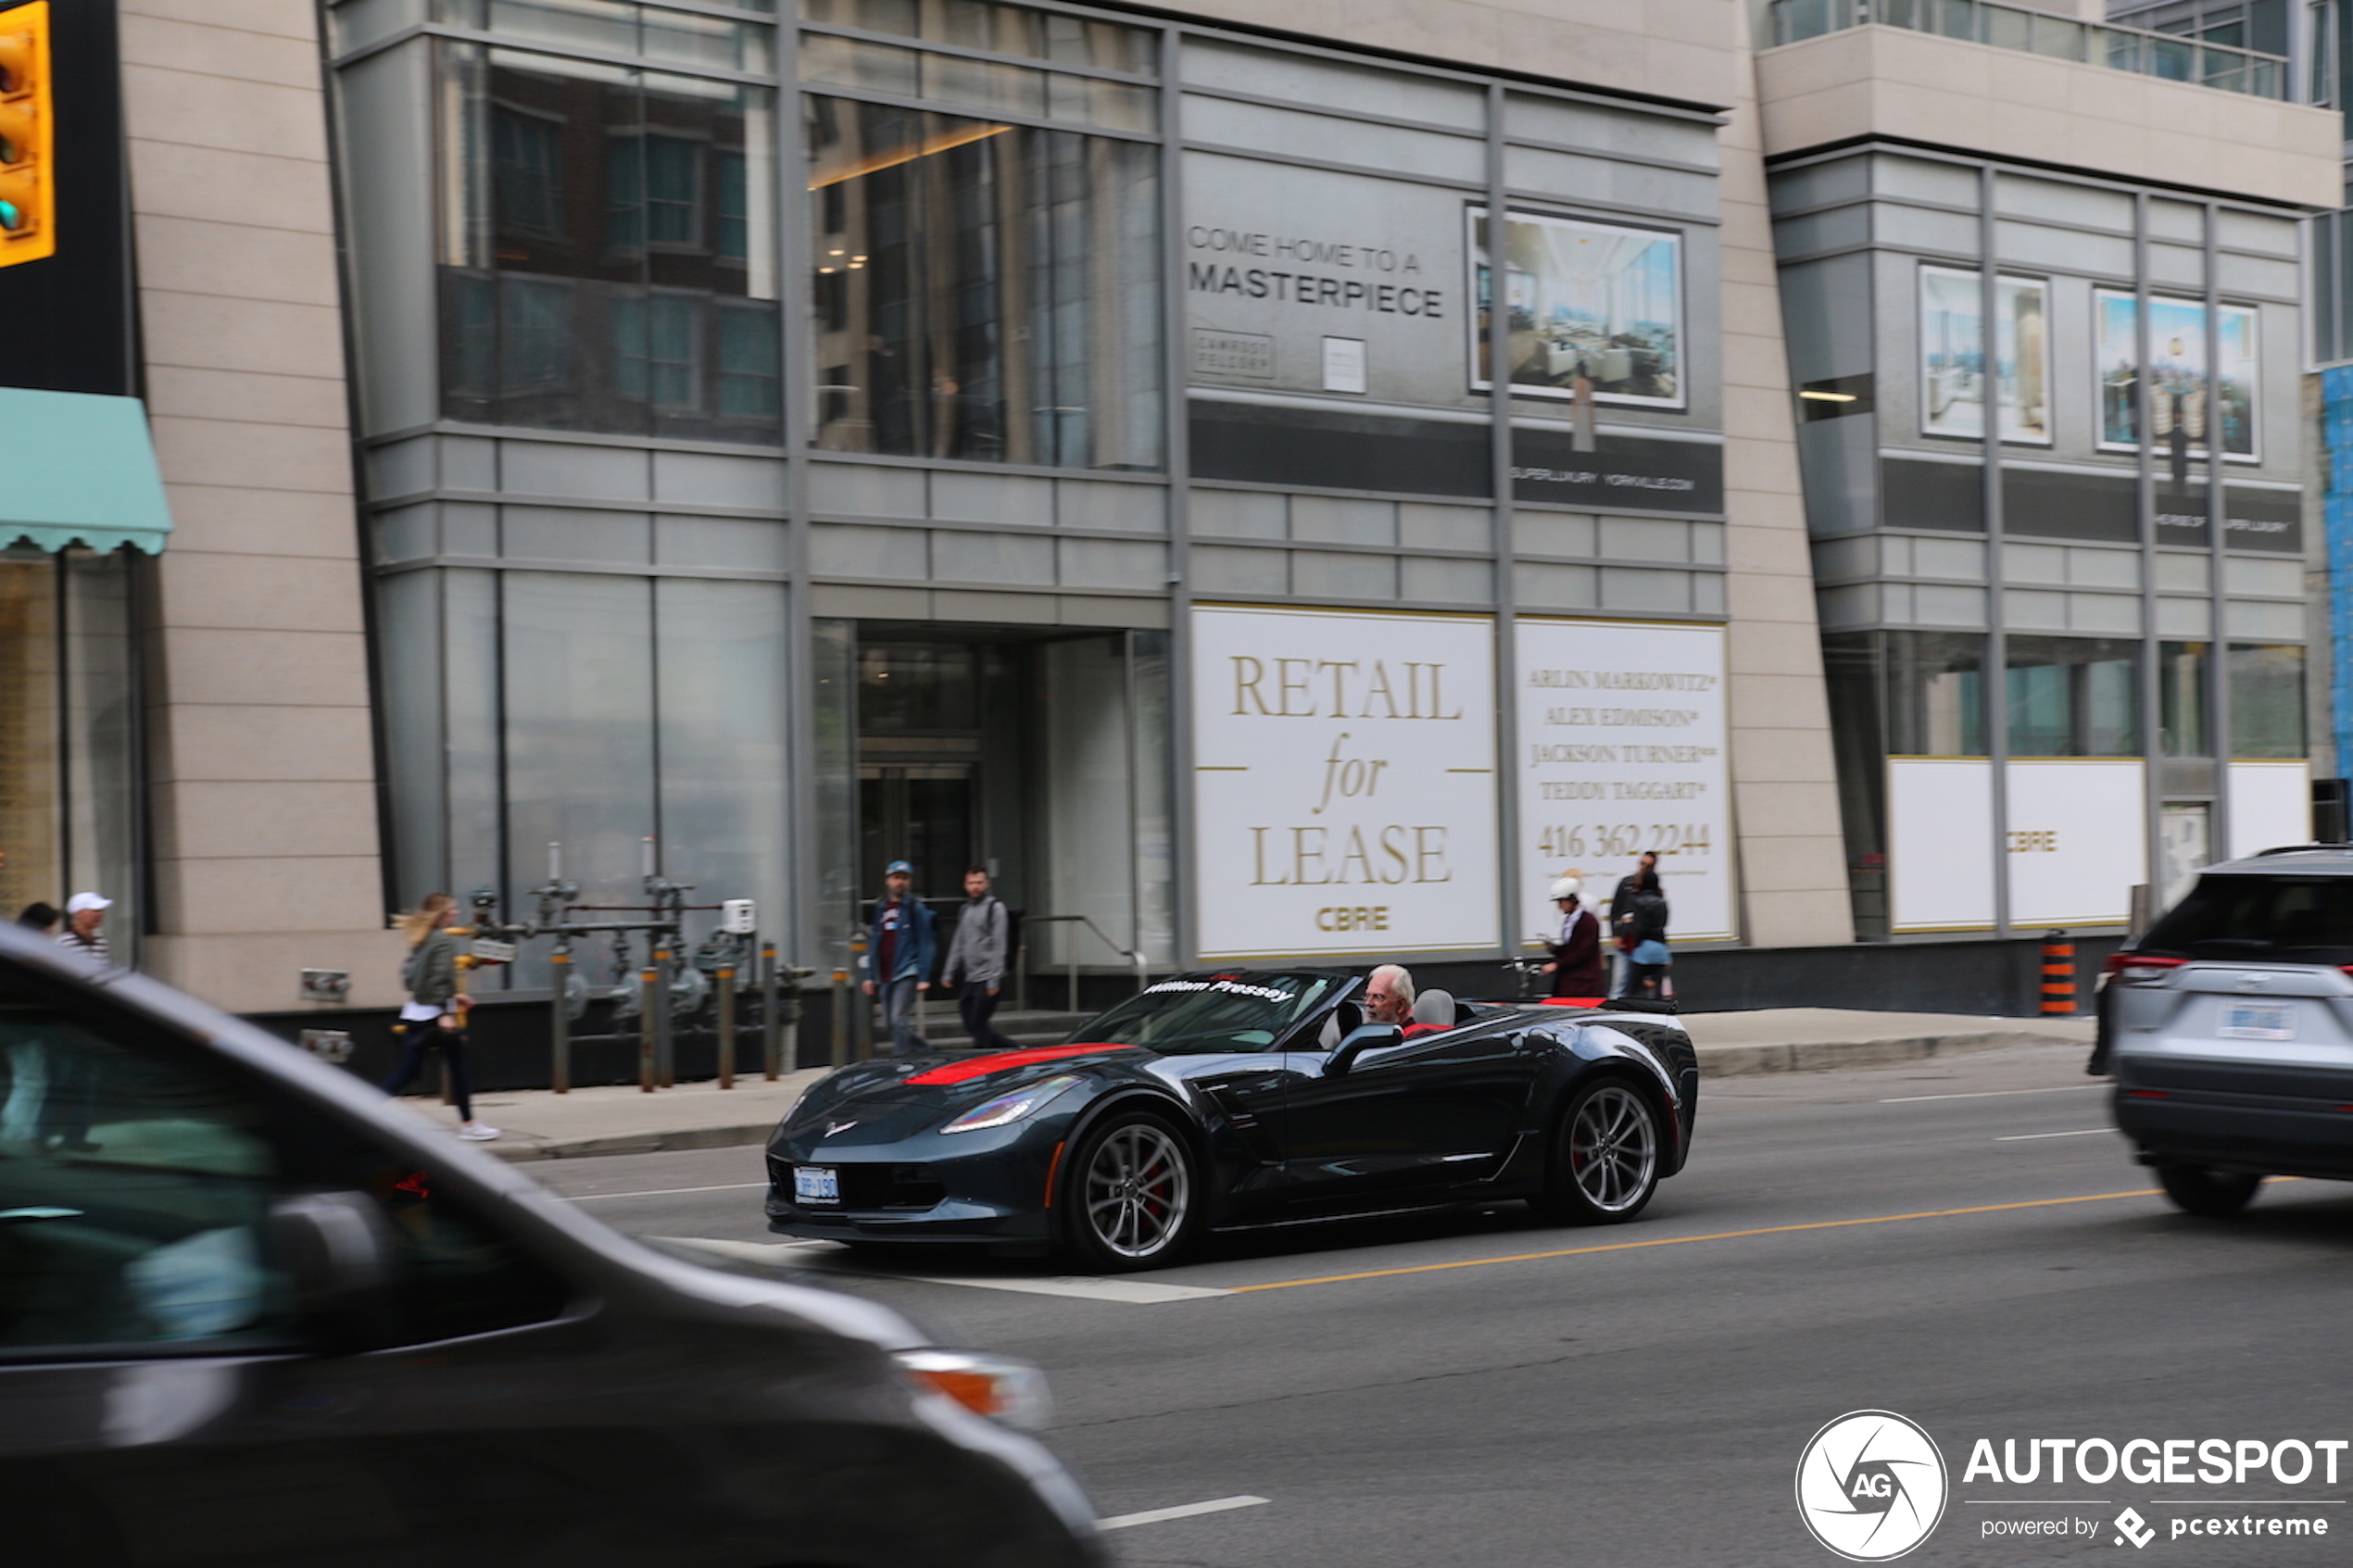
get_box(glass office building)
[1773,144,2311,935]
[324,0,1739,984]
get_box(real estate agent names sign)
[1516,619,1733,944]
[1191,605,1499,960]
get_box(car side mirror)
[1325,1023,1403,1077]
[270,1191,396,1350]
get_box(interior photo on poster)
[1470,206,1683,408]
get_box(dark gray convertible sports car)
[766,970,1699,1270]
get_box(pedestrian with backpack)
[942,865,1020,1053]
[381,892,499,1140]
[1609,852,1672,999]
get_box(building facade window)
[0,550,141,953]
[2007,637,2142,758]
[2230,642,2307,756]
[438,37,781,442]
[2159,639,2211,757]
[803,97,1162,469]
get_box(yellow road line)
[1227,1187,2166,1293]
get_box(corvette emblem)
[824,1119,858,1137]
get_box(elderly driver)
[1365,964,1453,1040]
[1365,963,1415,1026]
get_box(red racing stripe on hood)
[903,1044,1128,1085]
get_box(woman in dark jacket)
[379,892,498,1140]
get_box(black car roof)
[2202,847,2353,877]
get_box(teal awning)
[0,387,173,555]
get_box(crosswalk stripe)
[651,1236,1232,1303]
[1099,1496,1270,1530]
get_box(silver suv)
[2095,847,2353,1217]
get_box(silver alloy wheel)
[1081,1122,1190,1260]
[1567,1084,1657,1214]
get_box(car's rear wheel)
[1532,1078,1661,1224]
[1062,1112,1197,1272]
[2156,1162,2262,1217]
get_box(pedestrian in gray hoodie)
[942,866,1019,1053]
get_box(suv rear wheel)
[2156,1163,2262,1217]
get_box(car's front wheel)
[2156,1162,2262,1217]
[1063,1112,1198,1272]
[1532,1078,1661,1224]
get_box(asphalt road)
[525,1042,2353,1567]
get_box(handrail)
[1766,0,2287,99]
[1019,913,1150,1011]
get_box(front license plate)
[2220,1001,2297,1041]
[794,1165,839,1204]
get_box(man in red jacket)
[1541,875,1606,997]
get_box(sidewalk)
[392,1008,2099,1162]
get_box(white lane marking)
[1880,1084,2107,1104]
[1099,1496,1270,1531]
[656,1236,850,1260]
[654,1236,1232,1303]
[566,1181,768,1202]
[1995,1128,2112,1142]
[912,1273,1231,1305]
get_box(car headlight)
[895,1348,1052,1430]
[938,1074,1083,1135]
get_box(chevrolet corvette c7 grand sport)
[766,970,1699,1270]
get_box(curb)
[486,1122,779,1163]
[470,1026,2095,1160]
[1695,1029,2087,1078]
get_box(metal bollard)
[443,952,472,1106]
[2041,930,2076,1016]
[762,941,782,1080]
[831,968,849,1067]
[716,964,736,1089]
[653,943,675,1089]
[548,945,572,1095]
[638,963,660,1092]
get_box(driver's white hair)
[1369,963,1415,1004]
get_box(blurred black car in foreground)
[2095,847,2353,1217]
[768,971,1700,1269]
[0,924,1101,1568]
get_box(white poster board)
[1184,153,1470,413]
[1888,758,1996,934]
[2226,760,2310,859]
[2006,759,2145,928]
[1191,605,1499,960]
[1515,619,1731,944]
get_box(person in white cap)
[57,892,111,969]
[1539,876,1605,997]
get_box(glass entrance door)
[859,762,975,904]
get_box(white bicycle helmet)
[1549,875,1582,901]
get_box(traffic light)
[0,0,52,269]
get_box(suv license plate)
[794,1166,840,1204]
[2221,1001,2297,1041]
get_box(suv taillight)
[2105,953,2184,984]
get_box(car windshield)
[1067,975,1341,1054]
[2139,874,2353,964]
